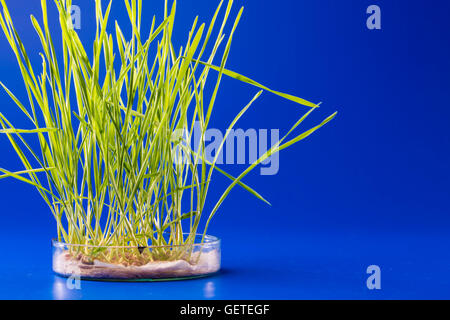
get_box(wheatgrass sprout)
[0,0,336,265]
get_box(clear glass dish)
[52,234,221,281]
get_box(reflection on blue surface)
[53,277,82,300]
[51,275,219,300]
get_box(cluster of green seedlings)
[0,0,335,264]
[64,243,192,266]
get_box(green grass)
[0,0,336,263]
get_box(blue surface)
[1,228,449,299]
[0,0,450,299]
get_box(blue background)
[0,0,449,299]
